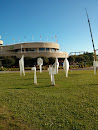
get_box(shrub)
[2,57,15,68]
[48,57,55,65]
[0,67,4,71]
[0,61,2,67]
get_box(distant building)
[0,42,68,58]
[0,40,3,46]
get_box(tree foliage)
[24,57,37,67]
[68,52,94,65]
[0,52,94,68]
[0,60,2,67]
[41,56,49,65]
[48,57,55,65]
[68,56,75,64]
[2,57,15,68]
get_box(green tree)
[75,55,85,63]
[40,56,49,65]
[83,52,94,61]
[83,55,89,62]
[68,56,75,64]
[0,60,2,67]
[48,57,55,65]
[13,57,19,67]
[24,57,36,67]
[2,57,15,68]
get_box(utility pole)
[85,8,96,61]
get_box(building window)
[46,48,49,51]
[26,48,37,52]
[15,49,20,52]
[39,48,45,52]
[50,48,56,52]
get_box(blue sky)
[0,0,98,54]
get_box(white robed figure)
[37,58,43,73]
[19,55,25,76]
[63,58,69,77]
[48,58,58,86]
[93,56,98,75]
[31,66,37,84]
[54,57,59,74]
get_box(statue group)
[19,56,69,86]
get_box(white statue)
[31,66,37,84]
[93,60,98,74]
[19,55,25,76]
[54,57,59,73]
[48,58,58,86]
[37,58,43,73]
[63,58,69,77]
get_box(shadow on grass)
[37,77,49,80]
[7,84,51,89]
[89,84,98,86]
[19,78,33,80]
[69,74,80,77]
[34,85,51,88]
[7,87,28,90]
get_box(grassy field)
[0,70,98,130]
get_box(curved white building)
[0,40,3,46]
[0,42,68,58]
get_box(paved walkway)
[0,67,93,73]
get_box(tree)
[13,57,19,67]
[0,60,2,67]
[2,57,15,68]
[75,56,85,63]
[68,56,75,64]
[40,56,49,65]
[69,52,94,67]
[24,57,35,67]
[48,57,55,65]
[83,52,94,61]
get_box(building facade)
[0,42,68,58]
[0,40,3,46]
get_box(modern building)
[0,41,68,58]
[0,40,3,46]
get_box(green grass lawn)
[0,70,98,130]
